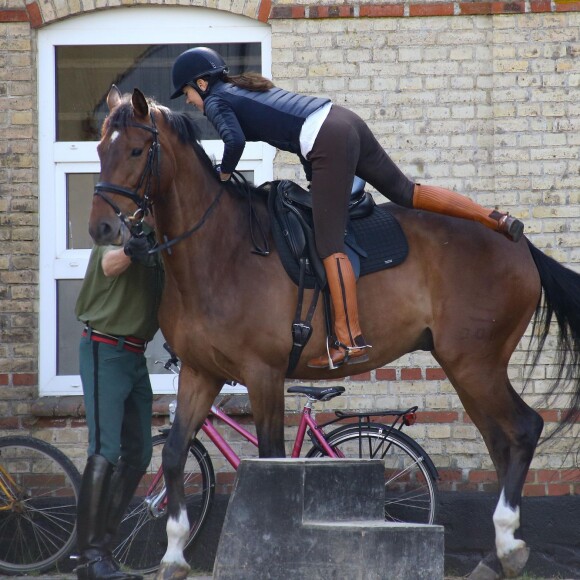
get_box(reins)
[230,172,270,257]
[152,186,226,255]
[153,171,269,256]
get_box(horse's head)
[89,85,163,245]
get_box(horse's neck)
[155,152,249,283]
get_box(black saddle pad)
[270,195,408,289]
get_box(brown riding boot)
[307,253,370,370]
[413,184,524,242]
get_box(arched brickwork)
[6,0,272,28]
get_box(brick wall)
[0,1,578,494]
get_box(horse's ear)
[132,88,149,120]
[106,85,122,111]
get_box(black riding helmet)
[170,47,229,100]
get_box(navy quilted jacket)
[204,80,330,174]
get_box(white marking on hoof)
[492,489,526,559]
[161,507,191,570]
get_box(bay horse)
[89,87,580,580]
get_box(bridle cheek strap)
[93,117,160,234]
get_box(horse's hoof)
[500,545,530,578]
[155,562,191,580]
[467,561,501,580]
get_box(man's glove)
[123,236,152,263]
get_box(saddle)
[268,179,408,289]
[266,178,409,375]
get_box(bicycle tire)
[114,433,215,574]
[306,424,438,524]
[0,435,81,575]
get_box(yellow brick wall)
[0,2,578,493]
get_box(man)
[74,218,163,580]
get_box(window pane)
[57,280,84,375]
[57,281,174,376]
[67,173,98,250]
[56,43,262,142]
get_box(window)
[38,7,272,395]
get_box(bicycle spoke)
[311,426,438,525]
[0,437,80,574]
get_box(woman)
[170,47,524,370]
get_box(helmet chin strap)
[190,70,227,99]
[190,81,209,99]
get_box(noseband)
[94,114,160,234]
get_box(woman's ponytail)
[223,72,274,92]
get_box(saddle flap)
[278,202,307,259]
[274,188,326,285]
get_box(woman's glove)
[215,165,231,182]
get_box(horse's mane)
[104,95,219,183]
[104,94,269,203]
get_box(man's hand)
[123,236,151,263]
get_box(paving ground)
[0,574,573,579]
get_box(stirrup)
[326,336,340,371]
[342,340,371,366]
[333,337,371,367]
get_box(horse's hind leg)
[440,364,543,579]
[156,365,222,580]
[485,388,543,578]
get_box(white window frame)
[38,7,273,396]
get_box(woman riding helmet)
[171,47,524,370]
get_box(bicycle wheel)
[114,433,215,574]
[0,435,81,575]
[306,425,438,524]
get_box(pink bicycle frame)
[201,402,338,469]
[143,399,340,504]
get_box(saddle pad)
[271,200,408,289]
[352,203,408,275]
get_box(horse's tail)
[526,240,580,437]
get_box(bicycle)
[114,352,439,574]
[0,435,81,575]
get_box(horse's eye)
[131,148,143,157]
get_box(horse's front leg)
[246,368,286,458]
[156,365,222,580]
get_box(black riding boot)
[75,455,142,580]
[102,459,146,554]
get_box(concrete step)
[213,458,444,580]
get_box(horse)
[88,86,580,580]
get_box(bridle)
[94,114,160,236]
[93,108,269,256]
